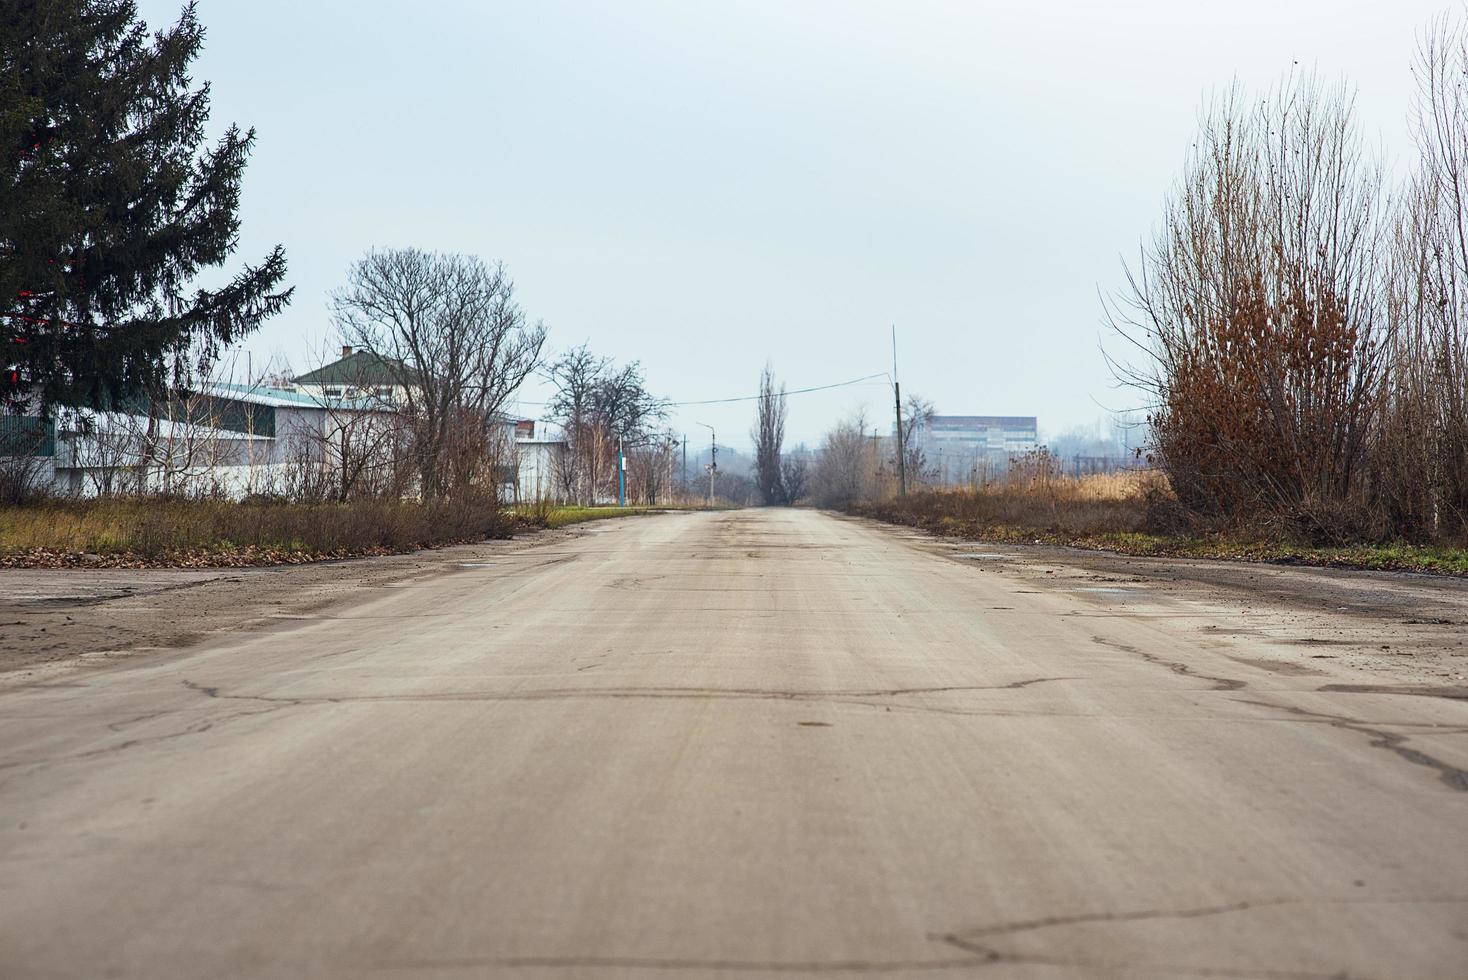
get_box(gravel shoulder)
[851,514,1468,690]
[0,521,616,686]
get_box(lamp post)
[695,421,716,508]
[618,435,625,507]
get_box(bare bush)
[626,435,680,504]
[1005,447,1063,492]
[1110,78,1391,542]
[780,454,809,505]
[811,411,875,508]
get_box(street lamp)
[695,421,716,508]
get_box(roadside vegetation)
[1105,19,1468,548]
[813,16,1468,576]
[0,495,512,568]
[0,5,711,566]
[853,467,1468,577]
[541,345,682,506]
[514,503,663,529]
[0,5,552,567]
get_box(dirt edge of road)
[0,517,643,686]
[845,514,1468,688]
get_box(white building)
[45,383,384,498]
[290,347,412,406]
[3,348,568,501]
[507,422,568,503]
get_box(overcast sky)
[141,0,1448,449]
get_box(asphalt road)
[2,508,1466,979]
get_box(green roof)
[292,350,415,386]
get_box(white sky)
[140,0,1450,448]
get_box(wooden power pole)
[893,325,906,496]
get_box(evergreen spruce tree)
[0,0,290,413]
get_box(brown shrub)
[854,471,1165,538]
[0,494,513,560]
[1111,78,1391,544]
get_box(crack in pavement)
[935,895,1468,980]
[0,695,298,785]
[106,709,169,732]
[1317,683,1468,701]
[374,954,984,973]
[378,895,1468,978]
[1092,635,1248,691]
[941,898,1278,944]
[1234,698,1468,792]
[178,677,1079,718]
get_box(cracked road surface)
[2,508,1467,979]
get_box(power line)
[668,372,889,407]
[508,371,890,410]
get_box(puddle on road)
[954,553,1017,561]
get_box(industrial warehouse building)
[908,415,1039,483]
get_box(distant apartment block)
[909,415,1039,481]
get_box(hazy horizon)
[140,0,1448,450]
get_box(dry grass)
[852,471,1468,576]
[513,504,657,529]
[858,471,1163,537]
[0,496,513,566]
[512,502,720,530]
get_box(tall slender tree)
[753,363,787,505]
[0,0,290,413]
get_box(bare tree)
[752,364,788,505]
[1373,16,1468,538]
[545,346,666,504]
[544,344,608,504]
[811,410,873,508]
[592,361,665,441]
[898,393,936,487]
[288,348,409,502]
[134,385,233,497]
[332,249,546,499]
[1107,77,1390,539]
[56,407,134,497]
[780,454,809,505]
[626,433,679,505]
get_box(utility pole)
[681,435,687,501]
[696,422,716,508]
[893,325,907,496]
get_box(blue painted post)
[618,437,626,507]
